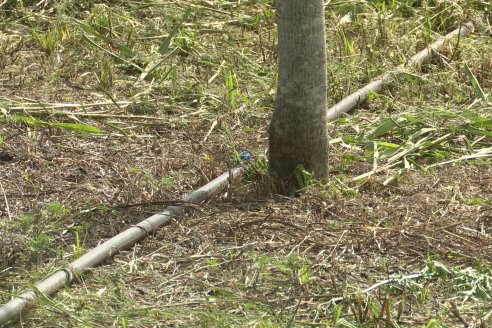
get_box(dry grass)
[1,0,492,327]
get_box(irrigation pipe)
[326,22,474,121]
[0,166,245,325]
[0,22,476,325]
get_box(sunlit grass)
[0,0,491,326]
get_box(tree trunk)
[269,0,328,189]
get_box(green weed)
[223,66,238,112]
[32,23,70,56]
[294,165,315,189]
[9,202,70,265]
[98,58,114,89]
[1,1,491,327]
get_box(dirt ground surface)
[1,1,492,327]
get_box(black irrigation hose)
[0,21,475,325]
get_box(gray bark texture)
[269,0,329,188]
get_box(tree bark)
[269,0,328,189]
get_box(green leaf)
[6,115,102,135]
[463,125,492,137]
[464,63,488,102]
[205,288,236,299]
[423,261,451,279]
[81,34,143,72]
[138,49,177,81]
[52,122,102,134]
[376,141,400,149]
[369,117,407,138]
[471,119,492,128]
[157,9,192,54]
[10,115,47,126]
[73,19,136,58]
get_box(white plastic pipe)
[0,166,245,325]
[326,22,474,121]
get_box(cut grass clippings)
[1,0,491,327]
